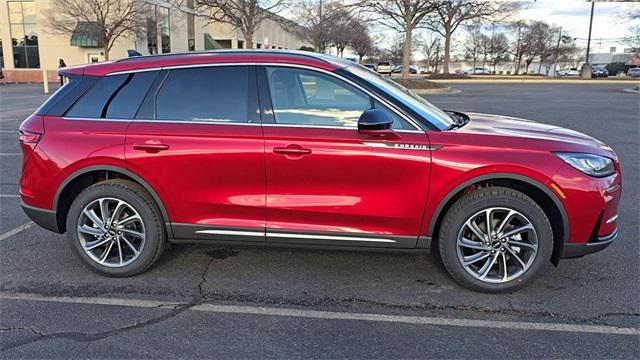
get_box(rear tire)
[66,179,166,277]
[438,186,553,293]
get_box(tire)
[66,179,166,277]
[438,186,553,293]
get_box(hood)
[453,112,615,158]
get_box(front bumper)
[21,202,62,233]
[561,227,618,258]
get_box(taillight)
[19,130,41,144]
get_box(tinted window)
[156,66,249,122]
[66,75,128,118]
[105,71,158,119]
[266,67,371,128]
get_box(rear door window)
[106,71,159,119]
[155,66,250,123]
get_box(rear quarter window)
[65,72,159,119]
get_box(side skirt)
[170,223,430,252]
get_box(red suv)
[19,51,621,292]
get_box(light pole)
[581,1,595,79]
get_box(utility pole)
[581,1,595,79]
[552,26,563,76]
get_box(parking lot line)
[0,194,20,198]
[0,292,638,336]
[0,153,22,156]
[0,222,34,242]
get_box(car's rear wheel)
[66,179,166,277]
[438,186,553,293]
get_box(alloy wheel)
[456,207,538,284]
[77,197,146,268]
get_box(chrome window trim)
[103,62,426,132]
[107,67,163,76]
[62,116,262,126]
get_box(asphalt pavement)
[0,82,638,358]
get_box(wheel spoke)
[120,236,140,256]
[79,224,103,237]
[495,210,516,235]
[111,201,126,223]
[501,224,534,239]
[99,199,110,225]
[507,239,537,250]
[116,236,124,265]
[458,237,490,251]
[119,228,144,239]
[479,252,499,279]
[83,209,103,228]
[485,209,492,235]
[501,252,508,281]
[118,214,141,227]
[463,251,491,266]
[84,237,110,251]
[467,219,487,242]
[99,241,114,263]
[505,245,527,269]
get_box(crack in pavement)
[0,257,217,352]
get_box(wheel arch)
[428,173,569,265]
[53,165,171,234]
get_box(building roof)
[61,50,347,76]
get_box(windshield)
[345,64,455,130]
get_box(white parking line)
[0,292,637,336]
[0,153,22,156]
[0,194,21,198]
[0,222,34,242]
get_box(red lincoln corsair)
[19,51,621,292]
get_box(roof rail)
[115,49,337,66]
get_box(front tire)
[438,187,553,293]
[66,179,166,277]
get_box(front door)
[125,65,266,241]
[260,66,431,248]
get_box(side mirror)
[358,108,393,132]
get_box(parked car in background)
[362,64,376,71]
[626,67,640,77]
[376,61,393,75]
[557,67,580,77]
[391,65,418,74]
[461,67,491,75]
[591,66,609,78]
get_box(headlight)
[555,152,615,177]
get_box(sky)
[312,0,640,58]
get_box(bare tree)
[509,20,528,74]
[362,0,438,79]
[487,32,509,73]
[463,25,484,70]
[417,32,440,72]
[171,0,288,49]
[45,0,147,60]
[350,20,375,62]
[328,8,356,56]
[291,0,347,53]
[424,0,514,74]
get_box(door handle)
[273,145,312,156]
[133,142,169,152]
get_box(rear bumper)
[561,228,618,259]
[21,202,62,233]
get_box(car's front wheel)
[66,179,166,277]
[438,186,553,293]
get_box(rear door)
[125,65,266,241]
[259,66,431,248]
